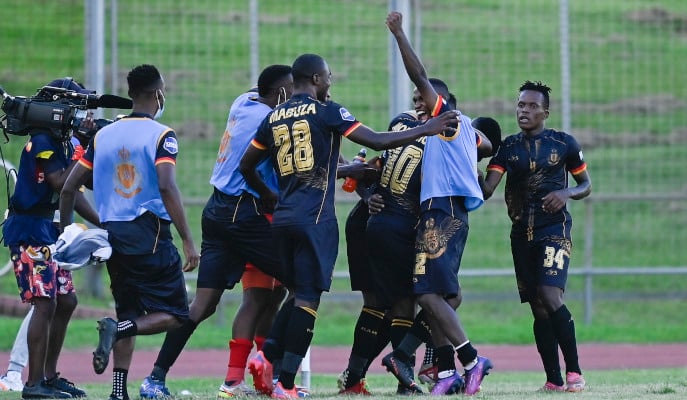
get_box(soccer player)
[480,80,591,392]
[335,154,389,396]
[60,64,200,400]
[383,11,493,396]
[134,65,294,399]
[239,53,458,399]
[364,108,432,395]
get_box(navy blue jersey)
[3,132,72,246]
[252,93,360,226]
[9,132,73,213]
[373,111,425,219]
[487,128,587,230]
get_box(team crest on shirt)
[339,107,355,121]
[416,217,463,261]
[548,149,560,165]
[114,147,142,199]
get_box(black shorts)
[273,220,338,302]
[367,212,417,308]
[413,206,469,297]
[345,200,373,292]
[511,222,573,303]
[107,245,189,321]
[199,213,282,290]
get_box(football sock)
[436,345,457,376]
[410,309,433,345]
[346,306,385,385]
[423,344,436,366]
[364,314,391,373]
[390,317,414,362]
[550,305,582,374]
[115,320,137,339]
[279,306,317,389]
[152,318,198,374]
[254,335,266,351]
[226,338,252,384]
[455,341,478,369]
[263,298,295,362]
[534,318,563,386]
[111,368,128,400]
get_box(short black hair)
[127,64,162,96]
[257,64,292,97]
[519,80,551,109]
[292,54,325,84]
[429,77,457,109]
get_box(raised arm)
[386,11,438,109]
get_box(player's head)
[257,64,293,107]
[472,116,502,159]
[413,78,456,118]
[517,80,550,132]
[292,53,331,102]
[429,78,456,109]
[127,64,165,117]
[519,80,550,109]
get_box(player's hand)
[182,239,200,272]
[424,110,459,136]
[366,155,382,170]
[260,190,279,214]
[541,190,568,213]
[386,11,403,34]
[367,193,385,215]
[74,111,95,145]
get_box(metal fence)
[1,0,686,323]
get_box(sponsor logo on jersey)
[339,107,355,121]
[163,137,178,154]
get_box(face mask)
[154,90,165,120]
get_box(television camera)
[0,84,132,142]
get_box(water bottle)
[342,148,367,192]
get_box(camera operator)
[2,78,99,399]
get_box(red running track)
[1,343,685,384]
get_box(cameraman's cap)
[47,77,95,95]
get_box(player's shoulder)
[543,128,581,146]
[232,91,258,107]
[25,132,60,154]
[543,128,571,139]
[502,132,523,145]
[323,99,356,123]
[389,110,421,131]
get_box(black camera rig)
[0,84,132,142]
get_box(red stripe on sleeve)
[430,95,444,117]
[486,164,505,174]
[569,163,587,175]
[251,139,267,150]
[155,157,176,166]
[343,122,362,137]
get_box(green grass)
[1,368,685,399]
[0,0,686,357]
